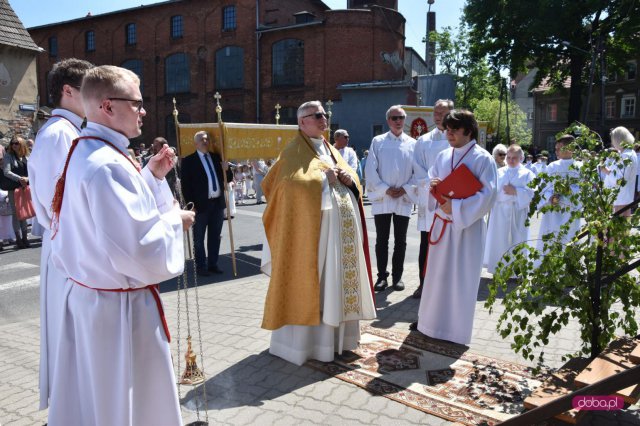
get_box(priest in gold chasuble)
[261,101,376,366]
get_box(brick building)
[28,0,413,146]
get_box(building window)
[215,46,243,89]
[165,53,190,94]
[121,59,144,91]
[527,109,534,120]
[85,31,95,52]
[272,39,304,87]
[626,61,637,81]
[546,135,556,153]
[48,36,58,57]
[546,103,558,122]
[125,23,137,45]
[605,97,616,118]
[222,6,237,31]
[171,15,183,39]
[621,95,636,118]
[373,125,384,137]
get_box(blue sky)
[10,0,466,64]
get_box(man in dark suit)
[181,131,232,276]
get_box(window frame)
[626,61,637,81]
[125,23,137,46]
[170,15,183,39]
[271,38,305,87]
[546,103,558,122]
[605,96,616,119]
[165,53,190,94]
[621,95,636,118]
[222,6,237,31]
[215,46,244,90]
[85,30,95,52]
[48,36,58,57]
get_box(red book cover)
[430,163,483,204]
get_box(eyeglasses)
[302,112,328,120]
[10,142,19,145]
[389,115,406,121]
[106,97,144,113]
[344,135,350,139]
[497,153,506,157]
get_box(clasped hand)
[430,178,452,214]
[325,167,353,187]
[147,146,176,180]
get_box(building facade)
[28,0,412,147]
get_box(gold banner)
[177,122,303,160]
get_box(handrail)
[500,363,640,425]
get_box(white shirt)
[365,131,417,216]
[197,150,222,198]
[414,127,450,231]
[338,146,359,172]
[604,148,638,206]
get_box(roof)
[532,76,572,93]
[338,80,411,90]
[0,0,41,51]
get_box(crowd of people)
[3,55,640,426]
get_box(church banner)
[177,122,300,160]
[401,105,488,148]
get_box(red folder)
[430,163,483,204]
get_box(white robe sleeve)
[450,155,497,231]
[88,163,184,285]
[141,166,175,214]
[515,171,536,210]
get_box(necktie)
[204,153,218,193]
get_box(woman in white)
[492,143,507,168]
[603,127,638,216]
[234,165,246,204]
[484,144,536,274]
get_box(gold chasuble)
[261,131,369,330]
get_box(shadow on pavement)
[181,350,326,411]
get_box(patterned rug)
[307,325,541,426]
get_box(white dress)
[603,148,638,206]
[28,108,83,410]
[484,165,536,274]
[0,189,13,240]
[262,138,376,366]
[417,141,497,344]
[49,122,185,426]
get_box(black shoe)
[412,284,423,299]
[197,268,211,277]
[409,321,418,331]
[393,280,405,291]
[208,266,224,274]
[374,278,388,292]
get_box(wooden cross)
[214,92,222,122]
[275,103,281,125]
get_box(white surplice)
[413,127,450,231]
[484,164,536,274]
[28,108,82,410]
[261,138,376,366]
[531,161,547,176]
[338,146,359,172]
[603,148,638,206]
[365,131,417,216]
[536,159,581,254]
[49,122,184,426]
[417,141,497,345]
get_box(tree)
[464,0,640,125]
[474,98,532,148]
[486,123,640,366]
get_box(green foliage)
[474,98,532,148]
[486,123,640,367]
[464,0,640,123]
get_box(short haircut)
[10,136,28,158]
[556,134,575,146]
[507,144,525,161]
[194,130,209,143]
[386,105,405,119]
[492,143,507,156]
[48,58,94,107]
[153,136,168,144]
[81,65,139,106]
[610,126,635,150]
[434,99,454,110]
[297,100,323,119]
[442,109,478,140]
[334,129,348,138]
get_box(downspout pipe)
[256,0,261,123]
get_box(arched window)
[171,15,183,39]
[215,46,243,90]
[85,31,95,52]
[165,53,190,94]
[272,39,304,87]
[121,59,144,91]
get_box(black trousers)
[418,231,430,285]
[374,213,410,283]
[193,197,225,270]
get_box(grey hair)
[194,130,209,142]
[434,99,454,109]
[492,143,507,156]
[334,129,348,138]
[297,101,323,119]
[610,126,635,150]
[386,105,405,119]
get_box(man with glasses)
[47,65,195,426]
[412,99,453,299]
[365,105,417,292]
[181,130,232,277]
[333,129,359,172]
[27,58,93,411]
[261,100,375,365]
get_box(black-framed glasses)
[497,153,506,157]
[10,142,19,145]
[302,112,328,120]
[107,97,144,112]
[389,115,406,121]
